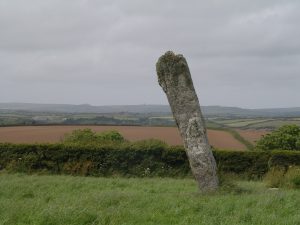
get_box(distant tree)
[62,128,125,145]
[256,125,300,150]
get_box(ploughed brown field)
[0,126,264,150]
[236,129,269,145]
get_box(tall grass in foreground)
[0,173,299,225]
[264,166,300,189]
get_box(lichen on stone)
[155,51,219,192]
[156,51,193,92]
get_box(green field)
[211,118,300,129]
[0,173,299,225]
[217,119,271,128]
[245,119,300,129]
[1,108,300,130]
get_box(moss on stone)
[156,51,193,92]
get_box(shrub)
[98,130,125,143]
[268,150,300,168]
[256,125,300,151]
[63,128,98,144]
[62,129,125,145]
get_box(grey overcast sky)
[0,0,299,108]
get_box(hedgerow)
[1,143,300,178]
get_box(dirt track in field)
[0,125,248,150]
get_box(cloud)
[0,0,299,108]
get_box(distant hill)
[1,103,300,117]
[0,103,170,114]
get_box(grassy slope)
[0,174,299,225]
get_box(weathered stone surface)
[156,51,218,192]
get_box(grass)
[264,167,300,189]
[246,120,300,129]
[0,173,300,225]
[225,120,272,128]
[212,118,270,126]
[210,118,300,129]
[215,119,271,127]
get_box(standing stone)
[156,51,218,192]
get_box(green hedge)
[0,143,300,178]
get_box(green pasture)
[245,120,300,129]
[0,173,299,225]
[211,118,300,129]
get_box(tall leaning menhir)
[156,51,218,192]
